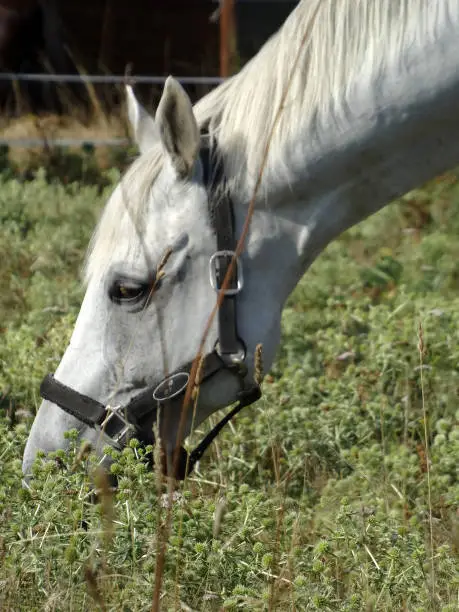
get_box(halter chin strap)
[39,139,261,480]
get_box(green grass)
[1,166,458,611]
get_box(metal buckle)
[153,371,190,402]
[209,250,243,295]
[214,338,247,369]
[97,404,135,466]
[99,404,134,449]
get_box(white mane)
[85,0,451,282]
[194,0,450,189]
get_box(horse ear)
[125,84,159,154]
[156,76,200,179]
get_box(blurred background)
[0,0,299,177]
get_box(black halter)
[39,140,261,479]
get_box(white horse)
[23,0,459,478]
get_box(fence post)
[220,0,236,77]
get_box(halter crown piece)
[39,137,262,479]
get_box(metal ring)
[214,338,247,365]
[152,372,190,402]
[209,250,244,295]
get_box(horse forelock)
[83,145,164,284]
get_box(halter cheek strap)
[38,140,262,479]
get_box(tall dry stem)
[417,321,436,604]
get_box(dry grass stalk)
[84,564,106,612]
[151,417,170,612]
[72,441,92,471]
[173,0,321,519]
[154,11,321,605]
[93,466,115,550]
[254,343,264,386]
[417,321,436,604]
[172,373,205,610]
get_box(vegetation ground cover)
[0,154,458,610]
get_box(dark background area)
[0,0,298,115]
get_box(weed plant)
[1,167,458,610]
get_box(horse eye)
[109,279,148,304]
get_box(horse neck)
[223,4,459,315]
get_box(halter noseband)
[39,139,261,479]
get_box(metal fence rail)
[0,73,224,148]
[0,73,225,85]
[0,138,130,148]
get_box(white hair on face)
[83,145,164,283]
[84,0,453,281]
